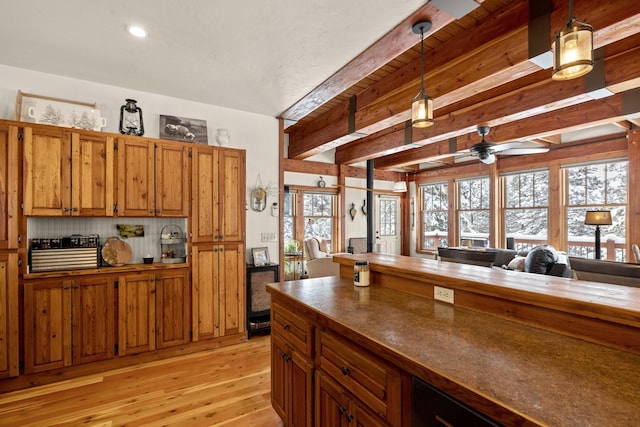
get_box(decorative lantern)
[119,99,144,136]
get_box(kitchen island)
[267,253,640,426]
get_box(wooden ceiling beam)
[279,3,457,122]
[336,41,640,166]
[288,0,640,161]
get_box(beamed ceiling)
[282,0,640,175]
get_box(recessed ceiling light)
[127,25,148,38]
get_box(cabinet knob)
[341,366,350,376]
[339,406,346,415]
[62,207,70,212]
[346,414,354,423]
[72,283,78,289]
[63,284,70,290]
[149,209,155,213]
[155,209,161,214]
[282,323,290,330]
[72,208,78,212]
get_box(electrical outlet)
[434,286,454,304]
[260,232,277,242]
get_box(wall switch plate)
[261,232,277,242]
[434,286,454,304]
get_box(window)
[379,198,397,236]
[420,182,448,249]
[457,177,490,246]
[503,170,549,251]
[283,188,298,252]
[565,160,627,261]
[303,191,337,245]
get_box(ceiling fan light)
[411,91,434,128]
[479,152,496,164]
[552,19,594,80]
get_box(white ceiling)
[0,0,427,118]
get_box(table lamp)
[584,210,612,259]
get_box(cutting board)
[101,236,132,266]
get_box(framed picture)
[159,115,208,144]
[252,247,270,266]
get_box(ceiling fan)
[468,126,549,164]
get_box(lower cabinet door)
[155,269,190,348]
[71,275,115,365]
[316,371,350,427]
[118,272,156,356]
[23,279,72,374]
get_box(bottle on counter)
[354,260,370,287]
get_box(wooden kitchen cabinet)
[316,371,390,427]
[23,125,114,216]
[191,146,245,243]
[192,243,245,341]
[155,268,190,349]
[270,302,314,426]
[271,331,314,427]
[0,252,19,378]
[0,124,19,249]
[117,138,189,217]
[23,275,115,374]
[118,268,190,356]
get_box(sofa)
[569,257,640,288]
[437,246,572,278]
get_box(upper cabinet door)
[117,138,155,216]
[192,145,219,243]
[219,148,245,242]
[70,131,115,216]
[23,126,71,216]
[0,124,19,249]
[192,146,245,243]
[155,140,189,217]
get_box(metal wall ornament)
[349,203,357,221]
[119,98,144,136]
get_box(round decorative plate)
[101,237,132,266]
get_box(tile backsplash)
[27,217,188,264]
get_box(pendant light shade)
[551,0,594,81]
[411,20,434,128]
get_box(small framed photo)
[252,247,270,266]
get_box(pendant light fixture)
[551,0,594,81]
[411,20,433,128]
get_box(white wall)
[0,64,280,263]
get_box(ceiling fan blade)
[500,147,550,155]
[492,140,549,154]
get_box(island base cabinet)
[24,276,115,374]
[316,371,389,427]
[271,332,313,427]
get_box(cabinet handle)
[72,207,78,212]
[341,367,350,376]
[282,323,290,330]
[339,406,346,415]
[72,283,78,289]
[149,209,155,213]
[63,284,70,290]
[62,207,70,212]
[346,414,354,423]
[155,209,161,214]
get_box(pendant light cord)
[419,26,425,95]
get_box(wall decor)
[160,115,208,144]
[349,203,357,221]
[15,90,106,131]
[361,199,367,216]
[119,99,144,136]
[250,174,275,212]
[116,224,144,238]
[251,247,271,266]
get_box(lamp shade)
[392,181,408,193]
[551,20,594,81]
[584,210,612,225]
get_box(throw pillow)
[524,245,558,274]
[507,255,526,272]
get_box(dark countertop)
[267,277,640,426]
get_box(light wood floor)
[0,335,283,427]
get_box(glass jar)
[354,260,370,287]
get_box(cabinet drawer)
[271,302,313,357]
[319,331,401,426]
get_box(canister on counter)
[354,260,370,287]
